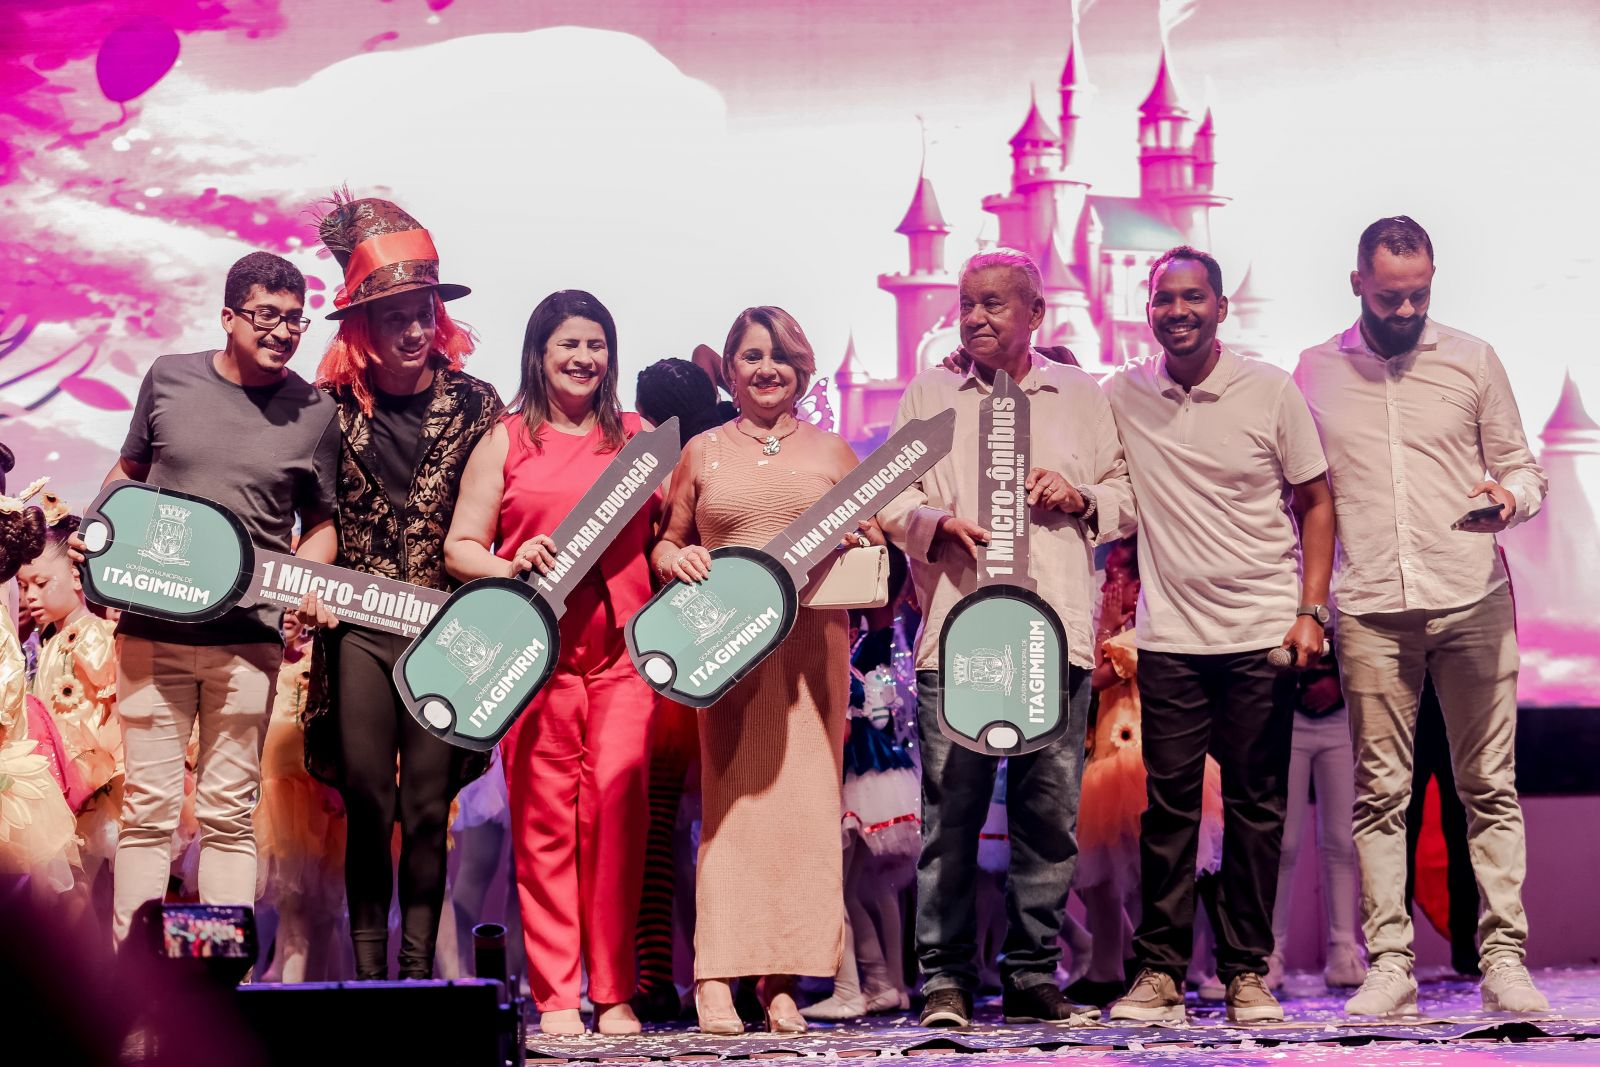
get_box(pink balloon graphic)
[96,17,181,104]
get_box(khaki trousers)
[1339,585,1527,970]
[111,636,281,944]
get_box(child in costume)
[254,611,347,982]
[805,551,920,1020]
[0,478,80,898]
[17,489,121,928]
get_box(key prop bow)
[77,481,447,637]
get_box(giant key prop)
[627,409,955,708]
[78,481,447,637]
[393,419,680,751]
[937,370,1070,756]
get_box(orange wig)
[316,292,476,415]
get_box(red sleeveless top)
[495,411,659,642]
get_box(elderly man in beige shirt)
[878,247,1135,1030]
[1294,216,1549,1018]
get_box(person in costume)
[804,546,919,1021]
[70,251,339,946]
[0,479,80,899]
[298,193,503,981]
[444,289,657,1036]
[254,610,346,982]
[17,490,122,933]
[650,305,883,1035]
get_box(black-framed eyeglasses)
[230,306,311,333]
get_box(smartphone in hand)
[1451,503,1507,531]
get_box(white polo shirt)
[1104,346,1328,654]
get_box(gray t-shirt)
[117,350,340,646]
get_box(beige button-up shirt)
[1293,320,1547,615]
[878,353,1137,671]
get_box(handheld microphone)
[1269,641,1332,670]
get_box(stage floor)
[525,968,1600,1065]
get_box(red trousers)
[501,613,654,1011]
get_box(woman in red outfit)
[444,290,658,1036]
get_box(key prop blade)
[765,409,956,590]
[938,370,1070,756]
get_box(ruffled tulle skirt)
[255,710,346,906]
[1077,742,1225,894]
[0,737,80,895]
[841,716,920,870]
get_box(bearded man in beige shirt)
[1294,216,1550,1018]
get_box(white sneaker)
[1480,957,1550,1014]
[1344,959,1418,1017]
[1324,943,1367,989]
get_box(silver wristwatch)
[1297,603,1331,626]
[1075,485,1098,523]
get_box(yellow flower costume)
[31,613,123,865]
[0,605,79,893]
[254,642,345,907]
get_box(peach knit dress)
[692,426,848,979]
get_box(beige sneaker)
[1344,959,1418,1017]
[1480,957,1550,1014]
[1225,973,1284,1023]
[1109,968,1185,1024]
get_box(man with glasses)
[87,251,341,945]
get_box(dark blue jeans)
[914,666,1091,995]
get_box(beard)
[1361,303,1427,357]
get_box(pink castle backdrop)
[3,0,1598,705]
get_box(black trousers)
[331,628,469,979]
[1132,648,1297,984]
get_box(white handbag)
[800,545,890,610]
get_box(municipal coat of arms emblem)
[435,619,502,685]
[139,503,194,566]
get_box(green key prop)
[392,419,680,751]
[77,481,448,636]
[627,410,956,708]
[937,370,1071,756]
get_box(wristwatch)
[1075,485,1098,523]
[1297,603,1331,626]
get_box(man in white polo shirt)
[1295,216,1549,1017]
[1105,246,1334,1025]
